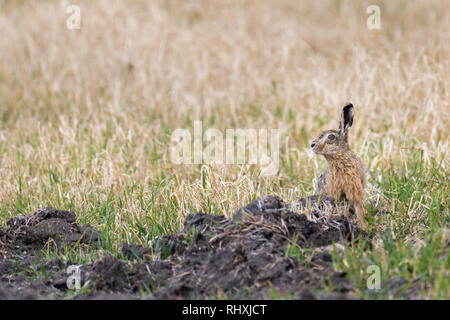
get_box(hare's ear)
[339,103,354,138]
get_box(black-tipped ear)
[339,103,354,136]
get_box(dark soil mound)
[80,195,362,299]
[2,207,101,250]
[0,196,366,299]
[0,207,102,299]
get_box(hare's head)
[310,103,354,156]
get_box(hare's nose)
[310,143,316,148]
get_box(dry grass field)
[0,0,448,299]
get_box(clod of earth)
[0,207,102,299]
[3,207,101,248]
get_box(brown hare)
[310,103,367,230]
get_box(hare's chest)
[326,166,360,199]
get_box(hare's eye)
[327,134,335,141]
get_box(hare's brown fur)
[311,103,367,229]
